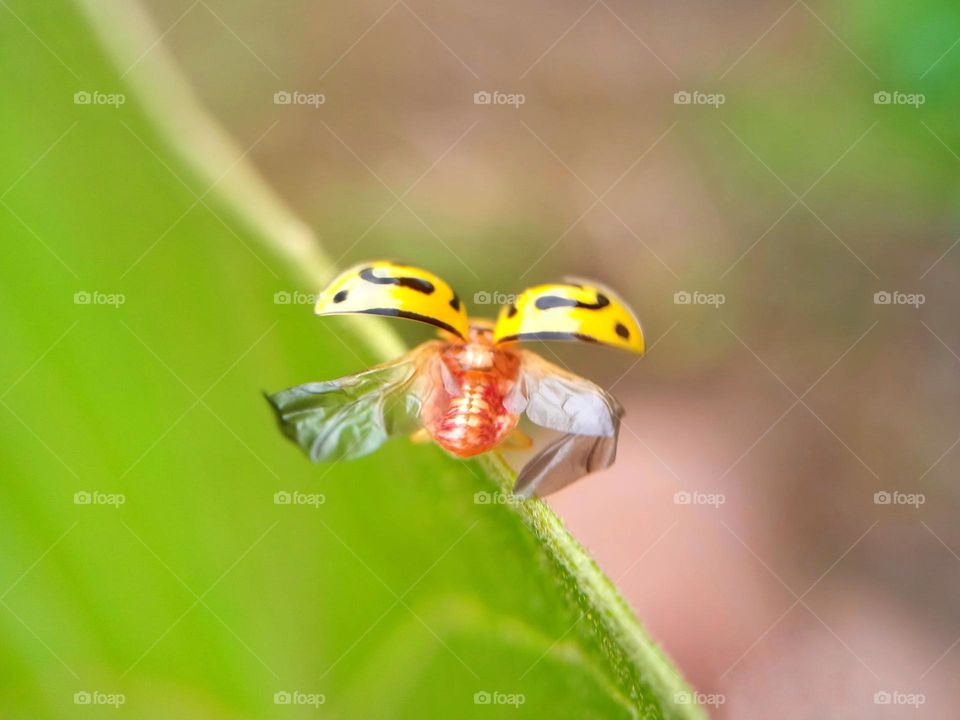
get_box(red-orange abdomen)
[421,328,521,457]
[431,373,515,457]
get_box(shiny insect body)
[266,261,644,497]
[423,322,521,458]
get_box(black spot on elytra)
[535,292,610,311]
[359,267,434,294]
[615,322,630,339]
[507,304,518,318]
[449,294,461,311]
[535,296,575,310]
[333,290,348,303]
[497,331,599,344]
[357,308,463,338]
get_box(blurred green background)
[3,0,960,717]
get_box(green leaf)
[0,1,702,717]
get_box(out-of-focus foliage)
[0,2,699,718]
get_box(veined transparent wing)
[512,350,624,496]
[266,341,442,462]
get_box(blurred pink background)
[149,0,960,714]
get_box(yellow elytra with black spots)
[315,261,470,339]
[492,283,644,354]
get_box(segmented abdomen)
[431,375,515,457]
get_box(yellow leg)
[501,428,533,450]
[409,428,432,445]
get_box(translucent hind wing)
[511,350,623,496]
[514,430,619,498]
[314,260,470,339]
[515,350,623,437]
[266,342,441,462]
[493,281,644,353]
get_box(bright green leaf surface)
[0,2,701,718]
